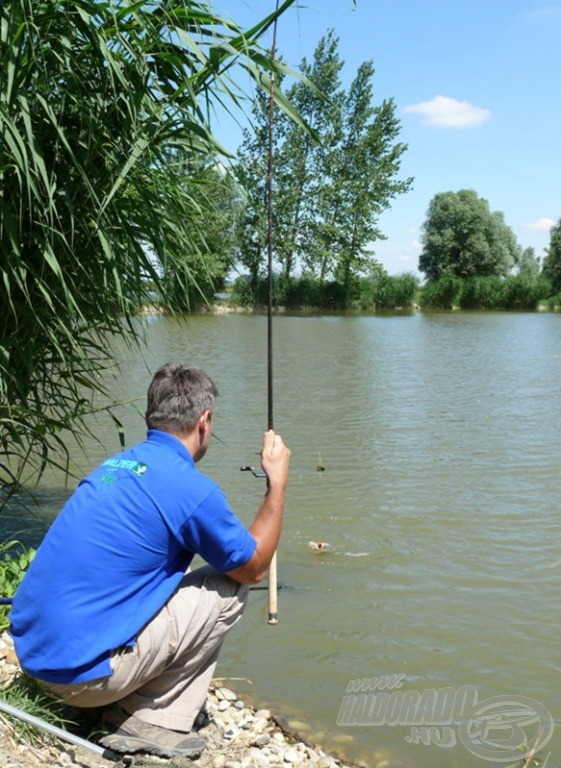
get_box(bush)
[544,292,561,310]
[231,275,259,306]
[354,278,377,310]
[374,273,419,309]
[420,275,463,309]
[459,276,504,309]
[0,541,35,631]
[501,275,552,310]
[230,273,419,311]
[317,280,349,310]
[283,274,322,308]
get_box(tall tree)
[235,31,411,287]
[279,30,345,280]
[234,88,272,288]
[236,30,344,283]
[541,217,561,292]
[317,62,412,290]
[419,190,521,281]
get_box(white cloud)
[403,96,492,128]
[523,217,556,232]
[529,5,561,20]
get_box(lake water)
[3,310,561,767]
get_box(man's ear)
[198,410,211,432]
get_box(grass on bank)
[0,676,74,747]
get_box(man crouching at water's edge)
[9,363,291,759]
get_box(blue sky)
[213,0,561,276]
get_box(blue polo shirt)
[9,430,256,684]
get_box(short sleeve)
[178,487,256,572]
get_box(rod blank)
[0,699,107,756]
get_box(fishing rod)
[239,1,281,626]
[0,698,110,758]
[265,0,280,627]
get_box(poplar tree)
[235,31,412,288]
[313,61,412,290]
[235,89,271,289]
[280,31,345,281]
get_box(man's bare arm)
[227,431,290,585]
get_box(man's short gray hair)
[145,364,218,435]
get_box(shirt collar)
[146,429,195,467]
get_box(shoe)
[99,704,205,759]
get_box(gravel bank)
[1,633,368,768]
